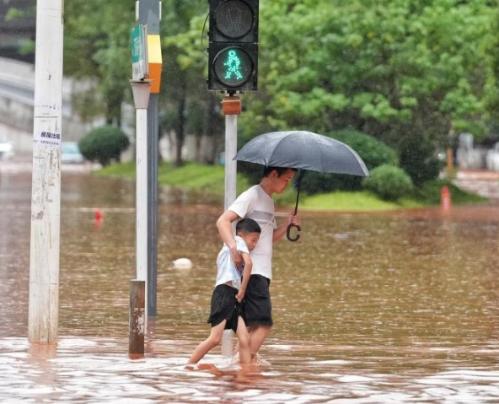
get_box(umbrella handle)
[287,170,304,242]
[286,223,301,242]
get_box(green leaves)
[61,0,497,168]
[240,0,495,148]
[64,0,134,124]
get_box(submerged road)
[1,164,499,402]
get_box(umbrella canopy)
[235,130,369,177]
[234,131,369,241]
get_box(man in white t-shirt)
[216,166,299,364]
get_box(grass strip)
[97,163,486,211]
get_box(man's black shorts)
[207,284,242,332]
[243,274,273,327]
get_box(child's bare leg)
[188,320,226,365]
[235,316,251,364]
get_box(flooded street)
[1,166,499,402]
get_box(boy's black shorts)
[243,274,273,327]
[207,284,243,332]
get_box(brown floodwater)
[1,167,499,402]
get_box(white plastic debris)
[172,258,193,270]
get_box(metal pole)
[136,106,148,283]
[224,114,238,209]
[222,96,241,209]
[221,95,241,357]
[137,0,162,317]
[147,96,159,316]
[131,81,151,327]
[28,0,63,344]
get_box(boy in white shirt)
[187,218,261,366]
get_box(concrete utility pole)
[28,0,64,344]
[137,0,162,317]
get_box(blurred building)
[0,57,104,155]
[457,133,499,172]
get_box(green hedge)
[362,164,413,201]
[79,126,129,166]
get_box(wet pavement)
[1,164,499,402]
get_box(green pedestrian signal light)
[213,46,254,88]
[208,0,259,93]
[224,50,243,80]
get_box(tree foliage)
[161,1,224,166]
[239,0,495,183]
[330,129,398,170]
[60,0,497,179]
[249,0,492,135]
[64,0,134,125]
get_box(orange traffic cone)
[440,186,451,211]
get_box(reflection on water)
[1,170,499,402]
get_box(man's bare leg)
[236,316,251,364]
[248,325,271,363]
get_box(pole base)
[129,279,145,358]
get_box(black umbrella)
[235,131,369,241]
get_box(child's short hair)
[236,218,261,234]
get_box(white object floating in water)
[172,258,193,270]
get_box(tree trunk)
[201,93,220,164]
[195,135,202,162]
[174,95,186,167]
[157,121,163,163]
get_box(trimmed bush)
[362,164,413,201]
[300,129,398,194]
[79,126,129,166]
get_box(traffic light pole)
[221,94,241,357]
[208,0,258,356]
[222,95,241,209]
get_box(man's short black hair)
[262,166,297,178]
[236,218,261,234]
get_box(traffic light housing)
[208,0,259,93]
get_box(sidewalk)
[454,170,499,200]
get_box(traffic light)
[208,0,259,92]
